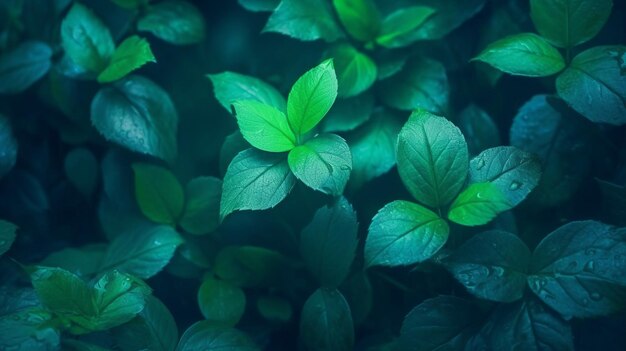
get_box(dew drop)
[584,260,595,272]
[509,181,521,190]
[589,292,602,301]
[476,158,486,170]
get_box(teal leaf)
[133,163,185,225]
[556,46,626,125]
[197,277,246,327]
[111,0,148,10]
[321,92,374,133]
[410,0,486,40]
[447,182,512,227]
[64,147,99,199]
[396,110,468,208]
[332,0,380,43]
[176,322,259,351]
[0,41,52,94]
[457,104,501,155]
[375,6,435,48]
[180,177,222,235]
[473,33,566,77]
[97,36,156,83]
[91,75,179,163]
[365,200,449,268]
[41,244,106,277]
[444,230,531,302]
[0,115,17,178]
[300,197,358,287]
[327,44,377,98]
[0,308,60,350]
[256,296,292,322]
[238,0,280,12]
[300,288,354,351]
[233,100,296,152]
[0,220,17,257]
[208,72,286,112]
[288,133,352,195]
[263,0,344,42]
[138,1,206,45]
[220,149,296,219]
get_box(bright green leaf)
[327,44,377,98]
[208,72,287,112]
[447,182,512,227]
[97,36,156,83]
[332,0,381,43]
[234,100,296,152]
[376,6,435,48]
[176,322,259,351]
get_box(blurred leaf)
[238,0,280,12]
[321,92,374,133]
[197,277,246,327]
[0,308,60,351]
[300,288,354,351]
[176,322,259,351]
[264,0,344,42]
[0,115,17,178]
[181,177,222,235]
[138,1,206,45]
[64,148,99,199]
[0,41,51,94]
[133,163,184,225]
[327,44,377,98]
[213,246,288,288]
[457,105,501,155]
[209,72,286,112]
[256,296,292,322]
[332,0,380,43]
[376,6,435,48]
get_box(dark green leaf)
[64,148,99,199]
[233,100,296,152]
[213,246,288,288]
[0,219,17,257]
[410,0,486,40]
[332,0,380,43]
[365,200,449,267]
[208,72,286,112]
[300,288,353,351]
[176,322,259,351]
[597,179,626,226]
[133,163,184,225]
[321,92,374,133]
[138,1,206,45]
[197,277,246,327]
[111,0,148,10]
[238,0,280,12]
[447,182,512,227]
[256,296,292,322]
[327,44,377,98]
[263,0,344,42]
[0,115,17,178]
[375,6,435,48]
[0,41,52,94]
[181,177,222,235]
[457,104,501,155]
[219,131,249,176]
[0,308,60,351]
[40,244,106,277]
[97,36,156,83]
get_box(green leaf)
[263,0,344,42]
[327,44,376,98]
[348,110,401,190]
[410,0,486,40]
[469,146,542,207]
[99,224,183,279]
[321,92,374,133]
[332,0,380,43]
[0,308,60,351]
[0,41,52,94]
[180,177,222,235]
[0,220,17,257]
[288,134,351,195]
[528,221,626,319]
[530,0,613,48]
[396,110,468,208]
[234,100,296,152]
[176,322,259,351]
[208,72,287,112]
[444,230,531,302]
[0,115,17,178]
[473,33,566,77]
[399,296,481,351]
[300,288,353,351]
[238,0,280,12]
[220,148,295,219]
[41,244,106,277]
[300,197,358,287]
[61,3,115,73]
[365,200,449,267]
[219,131,249,176]
[133,163,185,225]
[97,36,156,83]
[378,57,449,113]
[213,246,288,288]
[447,182,512,227]
[375,6,435,48]
[63,340,113,351]
[556,46,626,125]
[457,104,501,155]
[91,75,179,163]
[256,296,292,322]
[64,147,99,199]
[138,1,206,45]
[197,277,246,327]
[287,59,338,135]
[111,0,148,10]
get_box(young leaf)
[64,148,99,199]
[556,46,626,125]
[0,41,52,94]
[300,197,358,287]
[208,72,287,112]
[332,0,380,43]
[97,36,156,83]
[473,33,566,77]
[469,146,542,207]
[138,1,206,45]
[399,296,481,351]
[0,220,17,257]
[91,75,179,163]
[133,163,185,225]
[99,224,183,279]
[396,110,468,208]
[457,104,501,155]
[528,221,626,319]
[287,59,338,135]
[239,0,280,12]
[327,44,377,98]
[61,3,115,73]
[365,200,449,268]
[213,246,287,288]
[0,115,17,178]
[233,100,296,152]
[378,57,449,113]
[443,230,531,302]
[447,182,512,227]
[176,322,259,351]
[287,133,352,195]
[375,6,435,48]
[300,288,354,351]
[530,0,613,48]
[180,177,222,235]
[263,0,344,42]
[220,149,296,219]
[197,277,246,327]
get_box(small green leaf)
[220,149,296,219]
[375,6,435,48]
[138,1,205,45]
[61,3,115,73]
[180,177,222,235]
[332,0,381,43]
[0,220,17,257]
[288,133,352,195]
[300,288,353,351]
[473,33,566,77]
[97,36,156,83]
[396,110,468,208]
[64,148,99,199]
[287,59,338,135]
[133,163,185,225]
[327,44,377,98]
[197,277,246,327]
[234,100,296,152]
[530,0,613,48]
[256,296,292,322]
[447,182,512,227]
[0,41,52,94]
[263,0,344,42]
[0,115,17,178]
[176,322,259,351]
[208,72,286,112]
[213,246,287,288]
[365,200,449,267]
